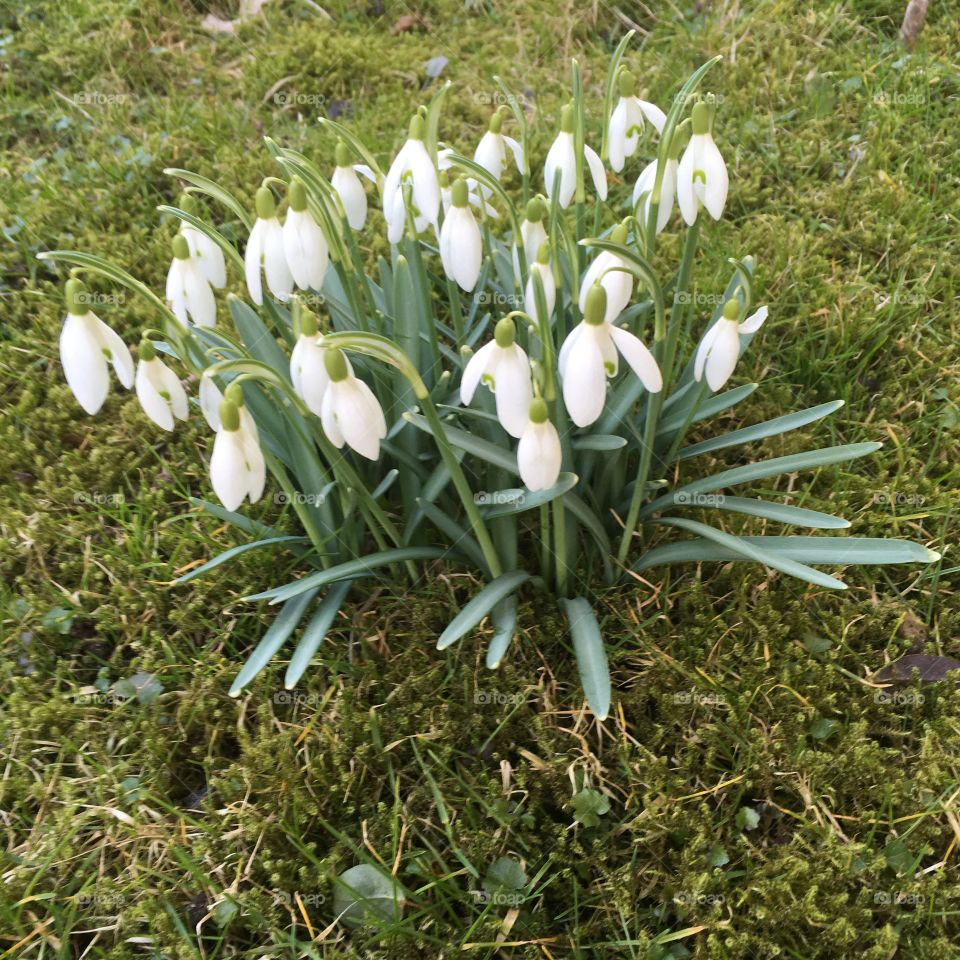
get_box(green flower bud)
[408,113,425,141]
[691,101,711,136]
[219,399,240,432]
[489,110,504,134]
[179,192,199,216]
[438,170,450,188]
[171,234,190,260]
[65,277,87,315]
[617,68,636,98]
[560,103,575,134]
[525,197,546,223]
[584,283,607,326]
[225,382,245,406]
[722,298,740,321]
[450,177,469,208]
[323,346,349,382]
[255,186,276,220]
[668,120,691,160]
[528,397,549,424]
[494,316,516,348]
[288,177,308,212]
[138,338,157,362]
[299,307,318,337]
[610,221,629,244]
[334,140,351,167]
[536,241,550,265]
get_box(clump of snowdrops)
[43,41,938,716]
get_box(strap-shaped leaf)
[437,571,531,651]
[560,598,610,720]
[674,400,845,462]
[188,497,283,540]
[174,535,309,585]
[572,434,628,451]
[676,496,849,529]
[635,536,939,570]
[642,442,882,518]
[404,412,518,473]
[229,588,320,696]
[653,518,847,589]
[415,498,490,574]
[486,595,518,669]
[163,168,253,228]
[481,473,579,518]
[228,296,291,371]
[284,580,353,689]
[244,547,446,604]
[656,383,758,435]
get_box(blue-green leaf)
[437,571,531,651]
[560,598,610,720]
[486,595,518,669]
[284,580,352,689]
[173,535,310,585]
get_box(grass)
[1,0,959,956]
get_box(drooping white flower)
[166,234,216,328]
[199,372,224,431]
[209,393,266,511]
[578,222,633,325]
[319,348,387,460]
[244,185,294,306]
[632,156,678,236]
[694,300,767,392]
[473,110,524,193]
[559,283,662,428]
[178,193,227,289]
[677,101,729,225]
[518,398,562,492]
[134,340,188,431]
[383,113,440,244]
[439,178,483,292]
[607,70,666,173]
[59,278,134,415]
[512,196,548,278]
[283,177,329,292]
[524,243,556,326]
[544,104,608,209]
[460,317,533,439]
[289,313,330,417]
[331,140,375,230]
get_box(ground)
[1,0,959,957]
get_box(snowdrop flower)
[199,372,224,431]
[524,243,556,326]
[518,398,562,492]
[559,283,662,428]
[607,70,666,173]
[331,140,375,231]
[166,234,216,328]
[383,113,440,244]
[473,109,524,193]
[320,348,387,460]
[632,153,678,236]
[677,100,729,225]
[512,196,548,278]
[460,316,533,439]
[210,389,265,511]
[134,339,188,431]
[694,299,767,392]
[544,104,607,209]
[439,178,483,292]
[578,222,633,325]
[289,310,330,417]
[178,193,226,289]
[283,177,329,292]
[59,278,134,415]
[244,185,294,306]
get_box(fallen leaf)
[873,654,960,686]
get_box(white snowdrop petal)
[701,136,729,221]
[694,320,721,382]
[460,341,494,405]
[262,218,294,301]
[583,145,608,201]
[184,261,217,328]
[200,375,223,431]
[136,360,174,431]
[518,420,562,492]
[60,314,110,415]
[493,345,533,439]
[676,143,698,226]
[561,327,607,428]
[333,165,368,230]
[244,219,265,305]
[609,325,662,393]
[607,99,628,173]
[320,384,345,448]
[706,321,741,391]
[210,430,249,512]
[739,305,768,334]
